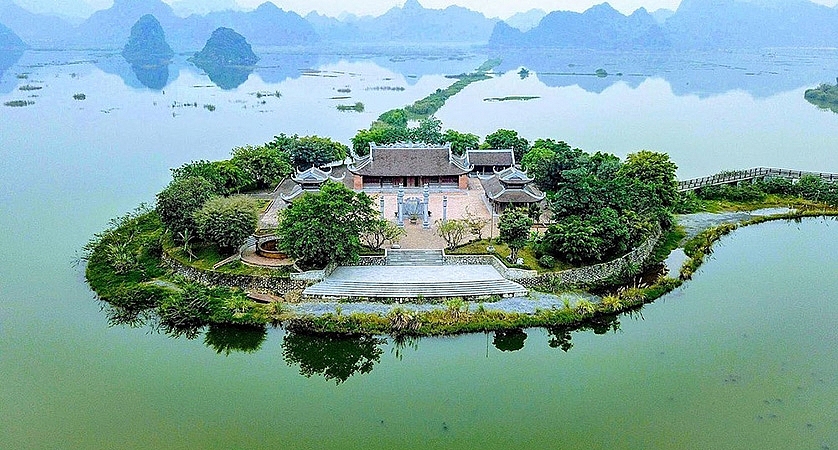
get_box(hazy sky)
[16,0,838,19]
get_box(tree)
[193,195,260,252]
[155,176,216,239]
[408,117,444,144]
[462,207,489,240]
[540,216,602,264]
[277,181,376,269]
[171,159,251,195]
[497,208,533,262]
[361,219,406,250]
[289,136,348,170]
[435,219,469,250]
[482,129,530,162]
[443,129,480,156]
[618,150,678,209]
[231,144,292,189]
[377,109,408,128]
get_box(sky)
[13,0,838,20]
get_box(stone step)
[303,278,527,299]
[386,249,445,266]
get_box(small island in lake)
[804,79,838,114]
[189,27,259,67]
[122,14,174,66]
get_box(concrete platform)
[303,265,528,300]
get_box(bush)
[194,196,260,252]
[538,254,556,269]
[156,176,216,238]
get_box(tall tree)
[277,181,376,268]
[483,129,530,162]
[497,208,533,262]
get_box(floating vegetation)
[484,96,540,102]
[16,73,29,79]
[337,87,351,93]
[4,100,34,107]
[519,68,530,79]
[204,104,216,112]
[72,93,86,101]
[193,84,214,88]
[365,86,406,91]
[100,108,117,114]
[595,68,608,77]
[18,84,43,91]
[253,90,281,99]
[805,79,838,114]
[171,101,198,108]
[337,102,365,112]
[70,73,78,79]
[329,96,351,100]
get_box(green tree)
[155,176,216,239]
[443,129,480,156]
[408,117,444,144]
[618,150,678,209]
[231,144,292,189]
[435,218,469,250]
[277,181,376,268]
[193,195,260,252]
[282,331,385,385]
[361,219,406,250]
[540,216,603,264]
[289,136,348,170]
[171,159,251,195]
[377,109,408,128]
[482,129,530,162]
[497,208,533,262]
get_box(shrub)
[194,196,260,252]
[538,254,556,269]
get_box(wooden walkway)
[678,167,838,192]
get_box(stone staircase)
[386,249,444,266]
[303,278,528,300]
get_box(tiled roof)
[349,144,471,177]
[467,149,515,168]
[480,172,545,204]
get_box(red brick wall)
[354,175,363,190]
[458,175,468,190]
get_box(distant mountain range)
[3,0,838,51]
[307,0,497,44]
[490,0,838,50]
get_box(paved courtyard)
[327,264,504,283]
[258,176,499,249]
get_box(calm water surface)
[1,49,837,449]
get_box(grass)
[448,239,572,272]
[4,100,34,107]
[204,104,216,112]
[698,194,826,213]
[650,225,686,264]
[19,84,43,91]
[73,93,86,100]
[336,102,365,113]
[483,96,540,102]
[165,242,292,278]
[365,86,405,91]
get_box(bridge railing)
[678,167,838,192]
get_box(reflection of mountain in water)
[193,61,252,90]
[0,48,23,94]
[491,48,838,98]
[95,53,179,90]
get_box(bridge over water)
[678,167,838,192]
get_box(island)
[188,27,258,90]
[121,14,174,66]
[84,121,838,340]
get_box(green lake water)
[1,49,837,449]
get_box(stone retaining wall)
[442,254,537,280]
[162,253,312,295]
[353,256,387,266]
[518,225,662,289]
